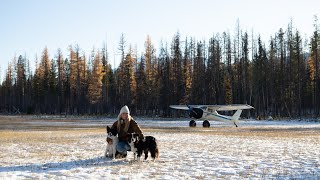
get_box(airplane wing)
[169,105,211,110]
[207,104,254,111]
[169,105,190,110]
[170,104,254,111]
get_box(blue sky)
[0,0,319,81]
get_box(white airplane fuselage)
[201,109,242,124]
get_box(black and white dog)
[105,126,118,159]
[127,133,159,161]
[127,133,139,160]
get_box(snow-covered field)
[0,116,319,179]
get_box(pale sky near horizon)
[0,0,319,81]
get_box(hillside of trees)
[1,19,320,119]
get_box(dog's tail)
[155,147,160,159]
[154,139,160,159]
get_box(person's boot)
[115,151,127,159]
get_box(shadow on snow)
[0,156,127,173]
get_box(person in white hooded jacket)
[111,105,144,157]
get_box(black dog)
[127,133,159,161]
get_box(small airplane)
[170,104,254,127]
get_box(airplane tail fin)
[232,109,243,121]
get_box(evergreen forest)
[1,19,320,120]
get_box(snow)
[0,117,320,179]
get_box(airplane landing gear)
[203,120,210,127]
[234,122,238,127]
[189,120,196,127]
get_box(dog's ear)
[126,133,132,139]
[107,126,111,132]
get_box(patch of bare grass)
[0,129,104,143]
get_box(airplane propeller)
[186,105,195,117]
[187,105,203,119]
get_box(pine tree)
[3,62,13,112]
[115,33,127,108]
[223,32,233,104]
[38,47,51,113]
[16,55,26,112]
[144,35,158,114]
[158,42,171,116]
[308,15,320,116]
[56,49,65,114]
[191,41,206,104]
[87,50,104,106]
[171,32,184,104]
[181,37,192,104]
[136,55,147,114]
[50,58,58,114]
[242,32,251,105]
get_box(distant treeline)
[1,19,320,119]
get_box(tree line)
[1,19,320,119]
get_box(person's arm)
[111,121,118,130]
[131,120,144,139]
